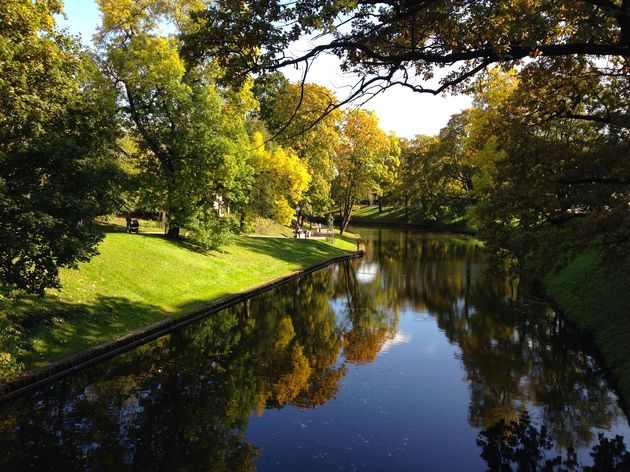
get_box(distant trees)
[333,110,399,234]
[391,136,440,223]
[391,112,477,226]
[252,75,342,222]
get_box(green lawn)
[544,251,630,403]
[348,205,471,231]
[351,205,410,224]
[0,225,357,378]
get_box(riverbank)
[544,251,630,404]
[339,205,474,234]
[0,223,358,382]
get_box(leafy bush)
[186,210,238,250]
[0,294,26,380]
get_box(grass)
[348,205,472,232]
[248,216,295,237]
[0,222,357,379]
[544,251,630,404]
[351,205,411,224]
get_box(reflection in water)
[477,411,630,471]
[0,228,627,470]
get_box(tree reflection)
[334,260,399,364]
[0,229,626,469]
[355,228,625,451]
[477,411,630,471]
[0,264,400,470]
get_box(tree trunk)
[404,195,409,223]
[340,201,354,235]
[378,199,383,212]
[167,200,181,238]
[240,208,246,232]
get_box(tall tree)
[392,136,441,223]
[252,76,342,220]
[467,67,630,274]
[246,133,311,226]
[0,0,120,293]
[97,0,254,242]
[333,110,396,234]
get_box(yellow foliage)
[121,36,186,87]
[272,344,312,405]
[250,132,311,225]
[96,0,205,37]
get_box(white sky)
[56,0,471,138]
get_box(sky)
[56,0,471,138]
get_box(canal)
[0,228,628,470]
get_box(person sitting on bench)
[129,219,139,233]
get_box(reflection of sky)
[248,304,483,471]
[355,261,380,284]
[379,331,412,355]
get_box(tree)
[252,76,342,220]
[391,118,476,226]
[97,0,254,243]
[246,133,311,226]
[392,135,441,222]
[332,110,396,234]
[0,0,121,293]
[184,0,630,105]
[373,132,401,212]
[466,67,630,275]
[478,412,630,471]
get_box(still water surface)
[0,228,628,470]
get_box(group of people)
[295,223,323,239]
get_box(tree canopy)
[96,0,254,244]
[0,0,121,293]
[333,110,399,234]
[184,0,630,103]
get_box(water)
[0,228,627,471]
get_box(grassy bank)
[544,251,630,403]
[0,224,357,380]
[347,205,472,232]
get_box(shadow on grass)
[97,221,355,260]
[96,222,222,257]
[233,235,352,266]
[2,294,169,381]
